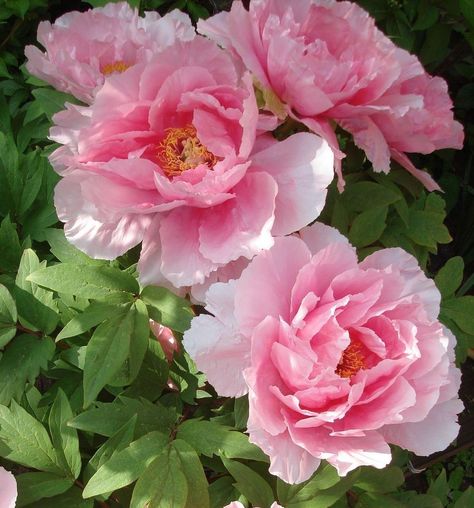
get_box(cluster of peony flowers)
[26,0,463,488]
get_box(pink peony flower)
[0,467,17,508]
[25,2,195,103]
[199,0,464,190]
[50,36,334,293]
[149,320,179,361]
[183,223,463,484]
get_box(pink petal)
[183,314,250,397]
[54,174,152,259]
[251,133,334,235]
[380,398,463,456]
[0,467,17,508]
[234,236,312,335]
[198,172,277,264]
[361,248,441,322]
[159,207,215,287]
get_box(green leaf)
[407,211,451,250]
[123,338,169,400]
[56,301,124,341]
[342,182,401,212]
[13,286,59,336]
[0,335,55,405]
[406,494,443,508]
[435,257,464,298]
[297,472,358,508]
[109,299,150,386]
[413,2,439,30]
[49,390,81,479]
[209,477,238,508]
[14,249,59,335]
[27,263,139,300]
[17,152,47,218]
[131,444,188,508]
[222,457,274,508]
[30,88,77,121]
[187,1,210,20]
[0,400,63,474]
[0,134,20,215]
[277,463,340,506]
[44,229,105,266]
[454,487,474,508]
[0,283,17,347]
[349,206,388,248]
[442,296,474,335]
[141,285,194,333]
[27,486,93,508]
[172,439,210,508]
[69,396,176,438]
[354,466,404,493]
[419,24,451,66]
[16,472,73,507]
[427,469,449,506]
[21,203,58,242]
[0,283,16,323]
[83,430,168,498]
[177,420,268,462]
[234,396,249,430]
[85,415,136,480]
[83,302,148,406]
[460,0,474,28]
[0,216,21,272]
[357,493,406,508]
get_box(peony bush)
[0,0,472,507]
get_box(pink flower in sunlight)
[184,222,462,484]
[0,467,17,508]
[50,36,334,294]
[25,2,194,103]
[199,0,464,190]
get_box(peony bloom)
[0,467,17,508]
[25,2,195,103]
[149,320,179,361]
[199,0,464,190]
[183,223,463,484]
[50,36,334,294]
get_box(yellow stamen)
[157,125,218,177]
[101,61,131,76]
[336,341,366,378]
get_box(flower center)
[101,61,131,76]
[157,125,218,177]
[336,341,366,378]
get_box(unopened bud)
[149,320,179,362]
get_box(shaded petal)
[199,172,277,264]
[234,236,312,335]
[251,133,334,235]
[159,207,216,287]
